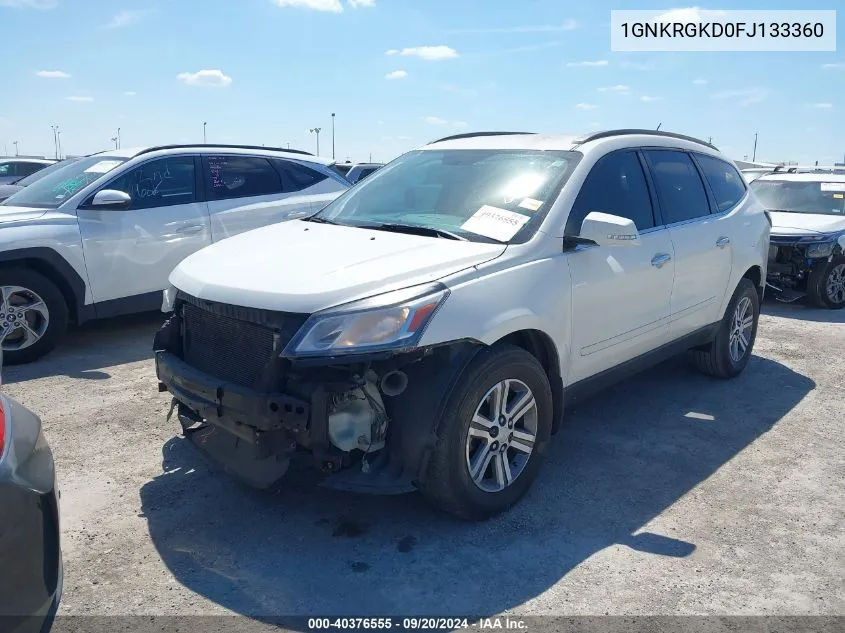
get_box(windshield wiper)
[303,215,340,225]
[367,223,468,241]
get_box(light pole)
[752,132,758,162]
[12,141,19,156]
[57,131,62,159]
[331,113,336,160]
[310,127,321,155]
[51,125,59,159]
[117,127,121,149]
[203,121,207,144]
[111,137,119,149]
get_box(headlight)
[806,241,835,259]
[161,286,177,313]
[283,283,449,358]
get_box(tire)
[691,278,759,379]
[806,256,845,310]
[419,344,553,521]
[0,268,68,365]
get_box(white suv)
[0,144,349,364]
[749,167,845,309]
[155,130,770,520]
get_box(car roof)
[755,172,845,183]
[110,144,333,165]
[351,163,384,168]
[0,157,55,164]
[422,129,723,158]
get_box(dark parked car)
[0,349,62,633]
[0,157,80,203]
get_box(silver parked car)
[0,159,56,185]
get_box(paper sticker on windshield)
[518,198,543,212]
[461,205,531,241]
[834,193,844,199]
[84,160,123,174]
[820,182,845,192]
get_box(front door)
[76,155,211,304]
[565,150,675,385]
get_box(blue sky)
[1,0,843,164]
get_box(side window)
[107,156,196,210]
[274,160,329,193]
[17,163,45,177]
[206,156,282,200]
[645,150,711,223]
[695,154,747,213]
[0,163,13,177]
[567,150,655,235]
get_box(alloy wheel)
[0,285,50,352]
[728,296,754,363]
[465,378,538,493]
[826,263,845,305]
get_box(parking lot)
[3,300,844,618]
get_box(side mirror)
[579,211,641,247]
[91,189,131,210]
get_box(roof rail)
[429,131,536,144]
[572,129,718,151]
[136,144,314,157]
[771,165,845,174]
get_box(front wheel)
[806,257,845,310]
[691,278,760,379]
[419,345,553,521]
[0,269,68,365]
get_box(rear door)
[273,158,348,213]
[643,150,734,340]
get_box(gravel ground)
[3,301,844,619]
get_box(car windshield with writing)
[309,149,579,243]
[750,179,845,216]
[1,156,128,209]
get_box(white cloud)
[272,0,343,12]
[424,116,448,125]
[821,63,845,69]
[710,88,769,107]
[347,0,374,6]
[693,78,708,85]
[575,103,599,110]
[0,0,56,7]
[177,69,233,87]
[123,91,136,96]
[566,60,608,67]
[598,84,629,92]
[385,70,408,80]
[809,102,833,109]
[386,46,459,61]
[35,69,70,79]
[652,7,728,23]
[445,20,578,34]
[65,96,94,102]
[103,9,149,28]
[640,95,663,102]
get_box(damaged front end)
[766,234,844,302]
[153,291,481,494]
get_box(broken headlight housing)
[803,232,845,259]
[283,283,450,358]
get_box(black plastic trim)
[136,144,313,157]
[93,291,162,319]
[573,129,718,151]
[429,131,536,144]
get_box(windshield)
[1,155,128,208]
[750,179,845,216]
[312,149,579,243]
[12,157,81,187]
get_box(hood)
[169,220,507,313]
[0,205,49,225]
[769,212,845,236]
[0,185,24,202]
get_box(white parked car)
[0,158,56,185]
[750,167,845,309]
[0,144,349,364]
[155,129,770,519]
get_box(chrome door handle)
[716,236,731,248]
[177,224,205,234]
[651,253,672,268]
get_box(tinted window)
[106,156,196,210]
[274,160,328,193]
[17,162,47,177]
[645,150,711,223]
[0,163,13,177]
[567,150,655,234]
[207,156,282,200]
[696,154,746,212]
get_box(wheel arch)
[0,248,91,324]
[740,264,764,302]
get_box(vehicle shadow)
[139,354,813,620]
[2,312,163,385]
[761,299,845,324]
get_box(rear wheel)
[0,269,68,365]
[419,345,553,521]
[691,278,759,379]
[806,257,845,310]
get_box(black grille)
[181,302,276,388]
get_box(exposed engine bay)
[766,236,844,302]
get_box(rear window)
[750,179,845,216]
